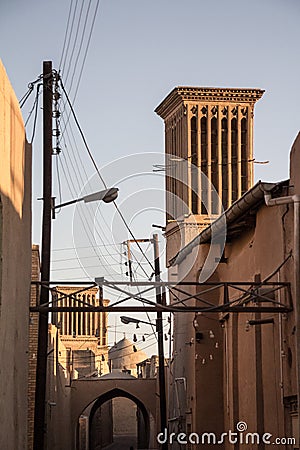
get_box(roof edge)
[170,180,285,267]
[155,86,265,119]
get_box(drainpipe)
[264,192,300,439]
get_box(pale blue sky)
[1,0,299,351]
[1,0,299,175]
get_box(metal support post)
[153,234,168,449]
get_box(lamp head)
[120,316,131,325]
[102,187,119,203]
[120,316,140,325]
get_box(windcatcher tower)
[52,286,109,376]
[155,87,264,263]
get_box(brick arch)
[70,378,157,448]
[88,388,150,449]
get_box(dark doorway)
[78,388,150,450]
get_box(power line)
[132,269,158,344]
[54,155,63,213]
[25,83,42,128]
[58,149,116,273]
[69,0,100,105]
[57,124,117,287]
[59,110,116,240]
[52,254,122,262]
[59,150,123,273]
[29,84,42,144]
[60,0,79,76]
[59,76,155,280]
[59,76,106,188]
[19,85,34,108]
[58,89,125,272]
[51,262,126,271]
[60,0,100,136]
[19,74,43,108]
[52,244,123,251]
[67,0,92,95]
[63,0,85,85]
[59,0,74,70]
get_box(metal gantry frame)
[30,278,292,450]
[30,279,292,314]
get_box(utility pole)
[153,233,168,449]
[125,240,133,282]
[124,239,151,282]
[33,61,53,450]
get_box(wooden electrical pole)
[33,60,53,450]
[153,234,168,449]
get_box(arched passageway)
[71,377,157,449]
[78,388,151,450]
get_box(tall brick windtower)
[155,87,264,263]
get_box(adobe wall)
[27,245,40,450]
[0,60,32,450]
[46,325,72,450]
[169,136,300,447]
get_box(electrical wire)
[19,74,43,108]
[48,323,170,362]
[59,0,74,70]
[51,262,128,271]
[47,334,158,363]
[69,0,100,105]
[59,150,122,275]
[59,77,106,188]
[56,86,126,274]
[130,243,154,280]
[55,155,63,214]
[52,254,122,262]
[59,110,115,239]
[19,84,34,108]
[60,0,79,76]
[132,269,158,343]
[60,0,100,136]
[24,83,42,128]
[52,244,123,252]
[57,74,179,318]
[66,0,92,95]
[29,84,41,144]
[58,149,115,273]
[63,0,85,85]
[60,77,156,282]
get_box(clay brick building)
[51,286,110,377]
[28,245,40,450]
[156,86,299,448]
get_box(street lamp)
[120,316,155,328]
[34,185,119,447]
[52,187,119,217]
